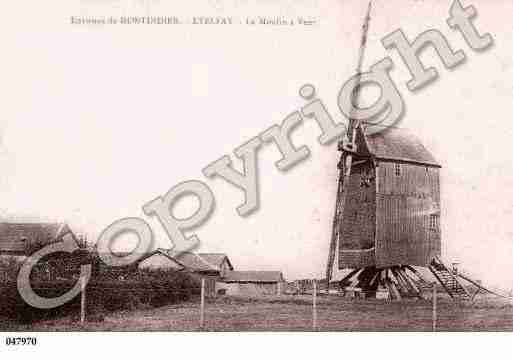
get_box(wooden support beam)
[383,278,394,300]
[404,265,432,289]
[357,267,379,297]
[404,265,427,281]
[340,268,362,286]
[390,281,402,301]
[384,277,401,301]
[390,268,410,295]
[398,267,422,298]
[385,269,402,300]
[396,267,420,297]
[369,271,380,287]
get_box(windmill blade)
[325,149,357,287]
[325,1,373,291]
[325,159,346,286]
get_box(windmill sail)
[325,2,373,289]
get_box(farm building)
[218,271,286,296]
[0,222,86,281]
[138,250,233,275]
[138,250,234,297]
[0,222,79,257]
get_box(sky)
[1,0,513,289]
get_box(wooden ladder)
[429,257,471,300]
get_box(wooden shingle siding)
[338,161,376,268]
[375,162,441,267]
[339,248,375,268]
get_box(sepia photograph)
[1,0,512,356]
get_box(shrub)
[0,254,201,325]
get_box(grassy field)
[5,293,513,332]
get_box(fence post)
[313,280,317,330]
[80,274,86,324]
[432,284,437,332]
[200,277,205,329]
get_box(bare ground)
[6,294,513,332]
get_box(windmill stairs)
[334,257,509,301]
[429,256,471,300]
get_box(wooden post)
[313,280,317,330]
[200,277,205,329]
[432,284,437,331]
[80,275,86,324]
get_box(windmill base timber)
[333,256,506,301]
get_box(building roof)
[199,253,233,271]
[0,223,71,254]
[361,126,440,167]
[156,249,233,272]
[222,271,284,283]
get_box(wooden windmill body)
[326,126,502,301]
[338,126,441,270]
[326,124,471,299]
[323,2,503,301]
[327,126,450,300]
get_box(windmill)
[324,2,506,301]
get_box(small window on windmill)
[429,214,439,230]
[360,168,375,188]
[395,163,401,176]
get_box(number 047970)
[5,337,37,346]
